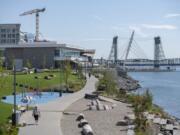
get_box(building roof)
[0,23,20,26]
[0,41,59,48]
[0,41,95,54]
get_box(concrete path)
[19,76,98,135]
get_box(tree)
[25,59,32,69]
[8,55,14,69]
[133,90,153,133]
[77,63,83,79]
[0,51,7,90]
[100,70,118,96]
[42,55,47,69]
[64,60,71,89]
[0,53,3,73]
[0,55,4,89]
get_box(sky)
[0,0,180,59]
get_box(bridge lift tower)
[154,36,165,69]
[108,36,118,65]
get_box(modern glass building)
[0,24,20,44]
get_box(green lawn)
[0,71,85,125]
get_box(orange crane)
[20,8,46,41]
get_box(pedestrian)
[88,72,91,78]
[32,105,40,125]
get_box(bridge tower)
[123,31,135,69]
[154,36,165,69]
[108,36,118,64]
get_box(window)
[16,33,19,38]
[12,34,15,38]
[11,39,15,43]
[1,29,6,33]
[7,39,10,43]
[8,34,11,38]
[15,39,19,44]
[1,34,6,38]
[1,39,6,43]
[12,29,15,33]
[54,50,59,56]
[6,29,10,33]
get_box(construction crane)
[20,8,46,41]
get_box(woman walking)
[32,105,40,125]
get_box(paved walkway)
[19,76,98,135]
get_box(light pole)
[34,76,39,95]
[12,65,17,126]
[85,58,88,77]
[85,59,87,76]
[59,61,62,97]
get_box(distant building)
[0,24,20,44]
[0,23,95,70]
[0,42,95,70]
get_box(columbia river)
[129,71,180,119]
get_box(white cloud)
[142,24,177,30]
[164,13,180,18]
[91,15,103,21]
[129,26,148,38]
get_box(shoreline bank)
[113,68,141,91]
[126,72,180,122]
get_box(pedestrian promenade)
[19,76,98,135]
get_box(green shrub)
[96,70,118,96]
[128,90,153,134]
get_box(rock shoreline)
[116,68,179,120]
[114,68,141,91]
[116,68,180,132]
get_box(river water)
[128,71,180,119]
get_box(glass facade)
[54,50,59,56]
[54,48,80,58]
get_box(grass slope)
[0,71,85,124]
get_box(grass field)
[0,71,85,126]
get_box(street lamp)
[34,76,39,95]
[85,58,88,76]
[12,65,17,126]
[59,61,62,97]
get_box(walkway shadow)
[25,123,37,126]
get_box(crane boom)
[20,8,46,41]
[20,8,45,16]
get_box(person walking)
[88,72,91,78]
[32,105,40,125]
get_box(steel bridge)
[94,32,180,70]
